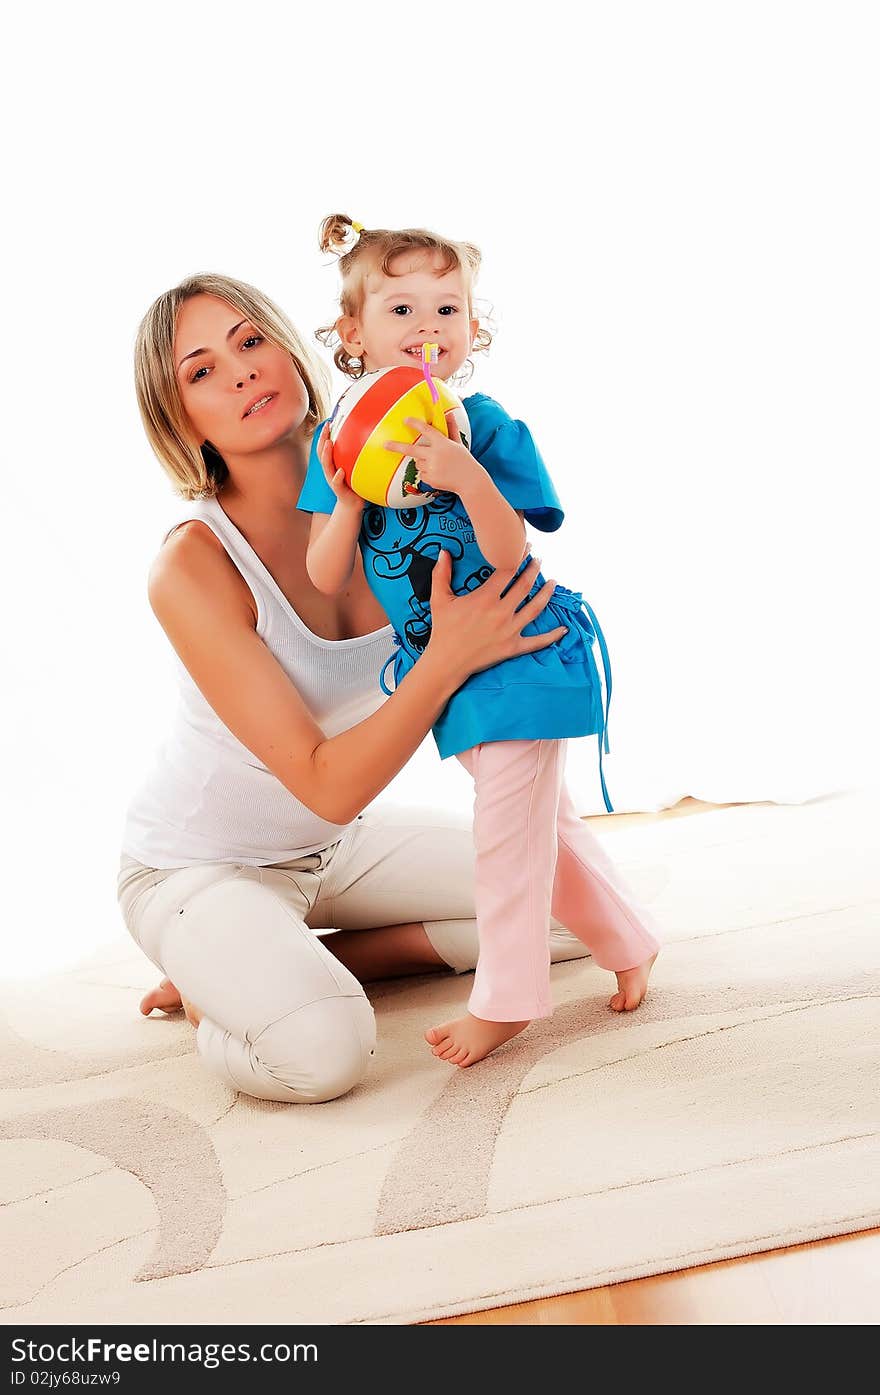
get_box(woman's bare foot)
[137,923,446,1036]
[139,977,201,1028]
[609,952,658,1012]
[424,1014,530,1067]
[139,977,182,1016]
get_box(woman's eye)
[242,334,263,348]
[391,305,411,316]
[190,365,210,383]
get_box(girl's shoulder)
[461,392,546,456]
[461,391,513,425]
[460,392,520,452]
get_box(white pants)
[117,805,596,1105]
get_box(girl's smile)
[403,342,449,363]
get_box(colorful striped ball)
[328,366,471,509]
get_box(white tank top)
[122,497,395,868]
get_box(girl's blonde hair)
[315,214,493,380]
[134,272,331,499]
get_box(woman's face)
[174,293,310,460]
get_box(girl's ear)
[468,315,480,347]
[336,315,364,357]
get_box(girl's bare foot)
[139,977,201,1028]
[424,1014,530,1067]
[609,952,658,1012]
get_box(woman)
[120,273,640,1106]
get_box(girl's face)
[338,252,479,378]
[174,294,310,460]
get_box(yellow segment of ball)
[350,379,458,505]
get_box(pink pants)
[456,739,662,1022]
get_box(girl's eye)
[391,305,412,316]
[438,306,458,316]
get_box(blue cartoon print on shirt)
[296,392,614,809]
[362,492,493,654]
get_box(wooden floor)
[427,796,880,1325]
[426,1228,880,1325]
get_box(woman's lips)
[242,392,277,419]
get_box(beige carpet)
[2,791,878,1325]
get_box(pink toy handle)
[421,342,440,404]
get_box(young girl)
[298,215,662,1068]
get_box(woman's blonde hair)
[315,214,493,380]
[134,272,332,499]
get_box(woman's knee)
[423,917,591,974]
[247,995,377,1104]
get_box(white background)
[3,1,878,974]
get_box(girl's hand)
[318,423,364,515]
[384,413,482,496]
[428,550,565,685]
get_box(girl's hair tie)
[351,220,364,234]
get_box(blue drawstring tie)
[581,596,614,814]
[547,587,613,813]
[379,632,404,697]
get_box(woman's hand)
[318,422,364,516]
[427,551,564,686]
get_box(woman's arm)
[148,525,562,826]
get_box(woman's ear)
[336,315,364,358]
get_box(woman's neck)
[214,430,311,535]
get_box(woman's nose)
[236,370,257,389]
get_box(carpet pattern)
[2,792,878,1324]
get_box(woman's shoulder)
[148,515,254,627]
[152,514,226,578]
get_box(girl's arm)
[456,469,527,571]
[148,525,563,827]
[306,508,362,595]
[387,413,526,570]
[305,424,366,595]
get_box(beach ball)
[329,366,471,509]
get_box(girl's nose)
[236,370,257,389]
